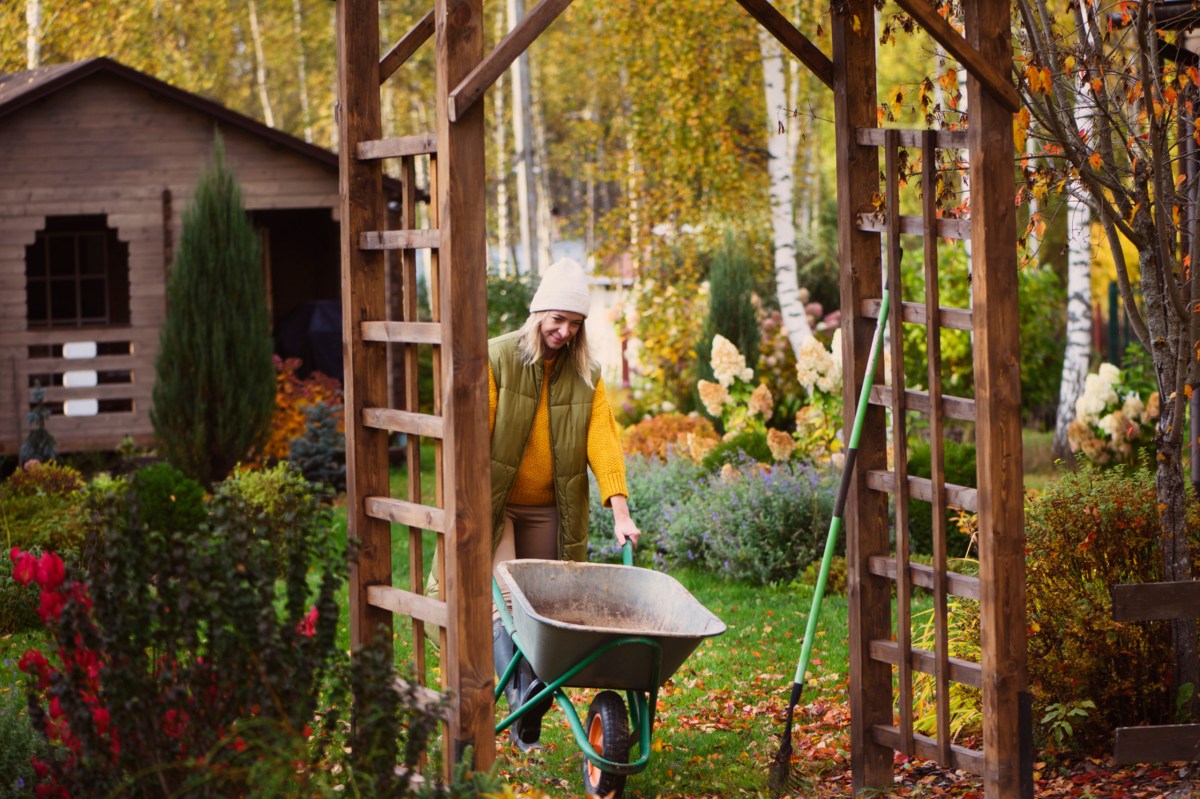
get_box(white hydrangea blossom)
[711,334,753,388]
[1121,394,1145,424]
[1097,411,1129,442]
[1075,371,1120,425]
[1098,363,1121,385]
[796,336,835,394]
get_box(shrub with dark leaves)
[1024,463,1200,751]
[14,473,342,798]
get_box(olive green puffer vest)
[489,331,599,561]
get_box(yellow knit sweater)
[488,358,627,507]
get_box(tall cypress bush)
[151,133,275,485]
[696,232,760,389]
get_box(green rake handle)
[790,287,891,693]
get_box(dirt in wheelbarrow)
[495,689,1200,798]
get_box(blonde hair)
[517,311,596,389]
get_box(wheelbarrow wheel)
[582,691,629,798]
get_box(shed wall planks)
[0,66,344,456]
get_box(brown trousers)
[493,504,559,618]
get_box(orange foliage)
[621,413,719,461]
[254,356,343,464]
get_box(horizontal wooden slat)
[14,328,146,346]
[856,127,969,150]
[1114,724,1200,765]
[357,133,437,161]
[1111,581,1200,622]
[870,385,976,422]
[869,639,982,688]
[362,407,444,438]
[861,298,973,331]
[856,212,971,241]
[367,584,448,628]
[44,413,144,433]
[25,355,144,373]
[866,470,978,512]
[37,384,146,402]
[867,556,980,601]
[360,320,442,344]
[872,724,983,774]
[364,497,446,533]
[359,229,440,250]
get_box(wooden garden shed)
[0,57,397,457]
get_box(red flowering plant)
[12,469,343,797]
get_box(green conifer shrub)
[150,133,275,486]
[696,233,760,405]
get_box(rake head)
[766,683,804,797]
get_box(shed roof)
[0,57,401,195]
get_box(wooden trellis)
[336,0,1029,794]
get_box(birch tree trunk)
[760,27,811,353]
[1051,17,1095,461]
[26,0,40,69]
[493,1,511,275]
[508,0,538,276]
[1052,197,1093,459]
[531,86,555,269]
[247,0,275,128]
[291,0,313,143]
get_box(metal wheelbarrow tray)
[496,558,726,692]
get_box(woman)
[490,257,640,749]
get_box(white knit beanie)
[529,258,591,317]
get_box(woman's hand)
[609,495,641,547]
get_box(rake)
[767,287,891,796]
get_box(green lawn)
[328,442,858,797]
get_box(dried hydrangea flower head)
[698,379,731,417]
[710,335,753,388]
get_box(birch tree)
[246,0,275,127]
[759,27,812,353]
[508,0,539,275]
[1048,10,1097,461]
[291,0,313,143]
[1017,0,1199,708]
[26,0,40,68]
[1052,187,1094,459]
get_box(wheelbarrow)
[493,543,726,798]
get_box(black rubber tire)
[582,690,630,799]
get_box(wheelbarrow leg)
[493,618,552,748]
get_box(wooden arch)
[335,1,1029,796]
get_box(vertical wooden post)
[962,1,1027,796]
[337,0,393,653]
[832,1,892,792]
[434,0,495,771]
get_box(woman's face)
[540,311,585,352]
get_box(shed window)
[26,216,130,329]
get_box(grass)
[331,441,860,796]
[1022,428,1060,494]
[490,572,854,798]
